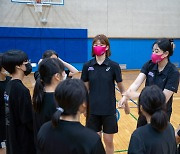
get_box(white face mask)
[63,73,67,80]
[1,70,10,76]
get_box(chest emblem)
[148,72,154,77]
[106,67,111,71]
[88,67,94,71]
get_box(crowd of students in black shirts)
[0,36,180,154]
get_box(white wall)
[0,0,180,38]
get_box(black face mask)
[24,63,32,76]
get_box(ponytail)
[51,79,88,127]
[151,110,168,132]
[33,58,64,113]
[32,78,44,113]
[51,107,64,127]
[138,85,168,132]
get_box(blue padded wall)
[0,27,179,70]
[0,27,88,63]
[87,38,180,70]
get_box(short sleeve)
[165,70,179,93]
[81,63,89,82]
[91,138,106,154]
[114,64,122,83]
[128,131,145,154]
[140,61,151,76]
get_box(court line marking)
[114,149,128,153]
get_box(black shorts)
[86,114,118,134]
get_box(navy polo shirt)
[141,60,179,115]
[81,58,122,115]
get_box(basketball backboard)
[11,0,64,5]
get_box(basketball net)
[34,0,42,13]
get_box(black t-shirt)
[81,58,122,115]
[33,92,56,148]
[0,76,11,145]
[128,123,177,154]
[37,120,105,154]
[4,79,35,154]
[141,60,179,115]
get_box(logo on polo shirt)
[88,67,94,71]
[106,67,110,71]
[148,72,154,77]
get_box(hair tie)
[57,107,64,113]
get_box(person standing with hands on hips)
[81,34,129,154]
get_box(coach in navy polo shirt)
[120,38,179,128]
[81,34,129,154]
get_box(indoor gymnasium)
[0,0,180,154]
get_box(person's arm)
[84,81,89,91]
[118,73,146,107]
[163,89,174,103]
[81,63,89,118]
[82,81,89,118]
[38,59,42,64]
[126,73,146,97]
[81,63,89,91]
[117,82,130,114]
[58,58,78,76]
[163,70,179,103]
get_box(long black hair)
[52,79,88,127]
[32,58,64,113]
[138,85,168,132]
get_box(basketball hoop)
[34,0,42,13]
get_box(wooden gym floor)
[0,70,179,154]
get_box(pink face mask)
[93,46,107,56]
[151,53,165,64]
